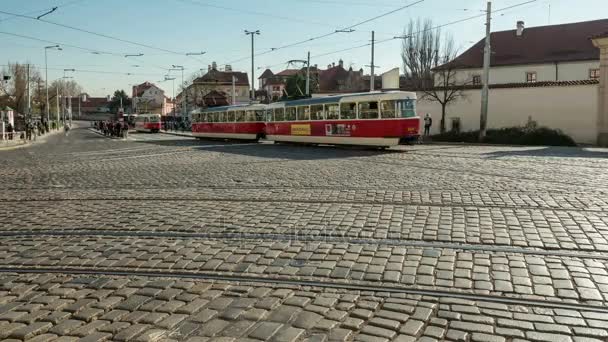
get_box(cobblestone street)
[1,125,608,341]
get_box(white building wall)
[416,84,599,144]
[452,61,600,85]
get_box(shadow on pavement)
[137,138,403,161]
[484,146,608,159]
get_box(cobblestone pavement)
[1,125,608,341]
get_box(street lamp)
[245,30,260,100]
[44,45,61,129]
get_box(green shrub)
[432,126,576,146]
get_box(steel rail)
[1,266,607,314]
[1,229,606,260]
[0,196,605,213]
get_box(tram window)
[397,99,416,118]
[245,111,256,122]
[227,111,236,122]
[311,105,324,120]
[235,111,245,122]
[285,107,297,121]
[381,101,397,118]
[326,104,339,120]
[340,103,357,120]
[274,108,285,121]
[358,102,379,119]
[255,110,265,122]
[297,106,310,121]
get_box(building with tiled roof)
[183,62,251,108]
[438,19,607,85]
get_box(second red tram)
[191,104,266,141]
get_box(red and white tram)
[191,104,266,141]
[265,91,419,147]
[190,91,419,147]
[134,114,162,133]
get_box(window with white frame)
[472,75,481,85]
[526,72,537,83]
[590,69,600,80]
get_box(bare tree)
[0,63,42,114]
[401,19,469,133]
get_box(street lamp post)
[44,45,61,129]
[245,30,260,101]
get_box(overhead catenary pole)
[232,75,236,105]
[370,31,375,91]
[306,51,311,96]
[245,30,260,101]
[26,63,31,119]
[479,1,492,141]
[44,45,61,128]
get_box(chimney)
[106,95,111,101]
[332,62,336,67]
[339,59,344,67]
[212,61,217,70]
[516,21,525,36]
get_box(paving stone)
[248,322,283,340]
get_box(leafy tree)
[109,90,132,113]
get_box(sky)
[1,0,607,97]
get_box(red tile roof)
[439,19,608,70]
[402,79,599,92]
[259,69,274,79]
[194,69,249,86]
[276,69,300,77]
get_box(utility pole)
[479,1,492,141]
[44,45,61,128]
[370,31,376,91]
[171,65,185,120]
[232,75,237,105]
[56,87,59,124]
[245,30,260,101]
[306,51,311,96]
[26,63,31,119]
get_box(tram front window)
[397,99,416,118]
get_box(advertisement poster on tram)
[325,123,353,137]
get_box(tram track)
[2,229,607,260]
[1,266,607,314]
[0,196,606,213]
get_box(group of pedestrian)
[94,121,128,138]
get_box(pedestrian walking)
[424,113,433,136]
[6,122,13,140]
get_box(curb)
[160,130,194,138]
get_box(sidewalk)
[0,128,64,151]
